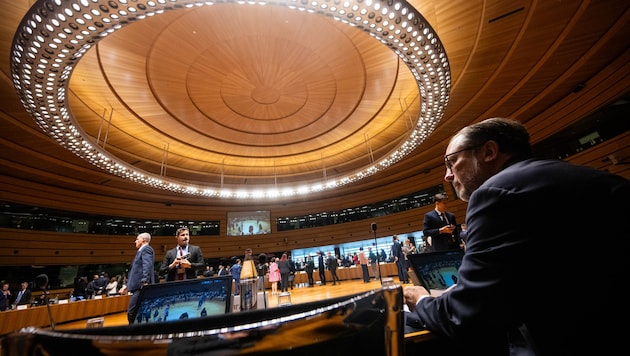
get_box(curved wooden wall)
[0,131,627,267]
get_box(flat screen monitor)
[407,250,464,294]
[130,275,232,324]
[227,210,271,236]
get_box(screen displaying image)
[131,276,232,324]
[407,250,463,293]
[227,210,271,236]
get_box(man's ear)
[480,140,500,163]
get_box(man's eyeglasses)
[444,145,480,170]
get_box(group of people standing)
[266,253,297,295]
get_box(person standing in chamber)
[403,117,630,355]
[358,247,370,283]
[326,252,340,285]
[119,232,155,324]
[391,234,408,284]
[159,227,205,281]
[304,255,315,287]
[256,253,269,292]
[402,238,416,275]
[268,257,280,296]
[277,253,292,293]
[230,259,242,295]
[317,251,327,286]
[422,193,459,251]
[368,247,380,281]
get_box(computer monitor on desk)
[130,275,233,324]
[407,250,464,294]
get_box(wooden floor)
[55,277,395,330]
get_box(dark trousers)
[361,264,370,282]
[318,268,326,285]
[396,260,408,283]
[127,290,140,324]
[330,268,340,284]
[280,273,290,292]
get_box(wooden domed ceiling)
[69,4,425,187]
[2,0,629,210]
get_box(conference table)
[1,263,402,337]
[0,294,130,336]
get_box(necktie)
[177,247,186,280]
[16,290,23,304]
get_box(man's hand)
[403,286,430,312]
[179,258,192,268]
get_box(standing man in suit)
[317,251,326,286]
[304,255,315,287]
[326,252,341,285]
[159,227,205,281]
[391,235,408,284]
[119,232,154,323]
[403,117,630,355]
[422,193,459,251]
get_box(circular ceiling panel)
[10,0,450,199]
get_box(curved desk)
[0,295,130,336]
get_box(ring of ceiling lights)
[11,0,450,200]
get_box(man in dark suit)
[304,255,315,287]
[119,232,155,323]
[403,117,630,355]
[422,193,459,251]
[326,252,340,285]
[13,281,31,307]
[159,227,205,281]
[317,251,326,286]
[391,235,408,283]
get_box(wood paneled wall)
[0,131,627,267]
[0,204,456,266]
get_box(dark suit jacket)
[14,288,32,306]
[391,239,405,262]
[317,254,325,271]
[305,260,314,273]
[159,244,204,281]
[127,244,155,292]
[422,209,458,251]
[414,159,630,355]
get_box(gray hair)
[137,232,151,243]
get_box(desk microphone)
[35,274,55,330]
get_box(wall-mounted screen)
[227,210,271,236]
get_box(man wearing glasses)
[404,117,630,354]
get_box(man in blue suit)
[120,232,155,323]
[404,117,630,355]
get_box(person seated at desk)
[403,117,630,355]
[13,281,31,307]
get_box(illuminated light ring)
[10,0,450,200]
